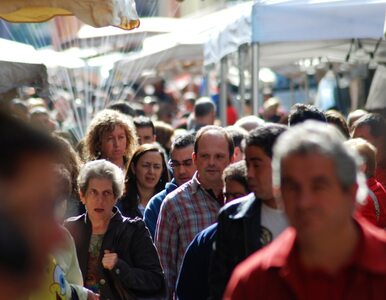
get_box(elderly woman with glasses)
[65,159,165,300]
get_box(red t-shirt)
[224,220,386,300]
[227,106,238,125]
[375,166,386,190]
[356,177,386,229]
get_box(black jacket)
[65,207,165,300]
[208,193,262,300]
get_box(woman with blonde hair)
[84,109,138,171]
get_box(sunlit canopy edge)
[0,1,140,30]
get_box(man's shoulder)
[219,193,257,218]
[233,227,295,274]
[163,179,196,202]
[195,223,218,245]
[147,189,168,207]
[359,219,386,272]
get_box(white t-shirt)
[260,203,288,246]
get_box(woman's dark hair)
[121,144,170,217]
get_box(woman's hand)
[102,250,118,270]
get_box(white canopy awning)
[77,17,183,40]
[204,0,386,66]
[115,2,255,82]
[0,38,48,93]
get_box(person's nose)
[297,188,313,209]
[178,164,187,174]
[247,166,255,181]
[148,165,155,174]
[113,137,119,148]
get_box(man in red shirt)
[224,121,386,300]
[345,138,386,229]
[352,113,386,189]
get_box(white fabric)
[0,0,139,29]
[115,2,255,80]
[260,203,288,245]
[252,0,386,43]
[204,0,386,66]
[366,64,386,110]
[0,38,48,94]
[0,61,48,94]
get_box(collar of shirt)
[191,171,224,206]
[205,188,225,207]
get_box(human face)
[169,145,196,186]
[245,146,273,201]
[134,151,163,191]
[136,126,155,145]
[279,153,356,240]
[31,114,56,132]
[193,131,232,186]
[352,125,384,162]
[101,125,127,164]
[80,178,116,223]
[2,155,63,290]
[352,125,376,147]
[223,179,248,203]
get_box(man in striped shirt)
[155,125,234,299]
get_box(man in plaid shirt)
[155,125,234,299]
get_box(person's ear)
[79,190,86,205]
[192,152,197,166]
[233,147,241,161]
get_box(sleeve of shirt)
[59,227,89,300]
[155,195,179,298]
[144,194,161,240]
[175,235,200,300]
[208,210,235,300]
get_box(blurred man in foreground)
[0,110,64,299]
[225,121,386,299]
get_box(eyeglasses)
[168,159,193,168]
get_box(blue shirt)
[144,178,178,239]
[176,223,218,300]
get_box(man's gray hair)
[272,121,367,204]
[78,159,124,199]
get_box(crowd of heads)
[2,89,386,299]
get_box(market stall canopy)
[72,17,183,51]
[115,1,255,82]
[205,0,386,66]
[36,48,86,69]
[0,38,47,94]
[0,0,140,30]
[78,17,183,40]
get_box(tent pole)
[203,67,210,97]
[238,44,246,117]
[304,74,309,103]
[252,42,260,116]
[220,56,228,126]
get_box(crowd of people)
[1,92,386,300]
